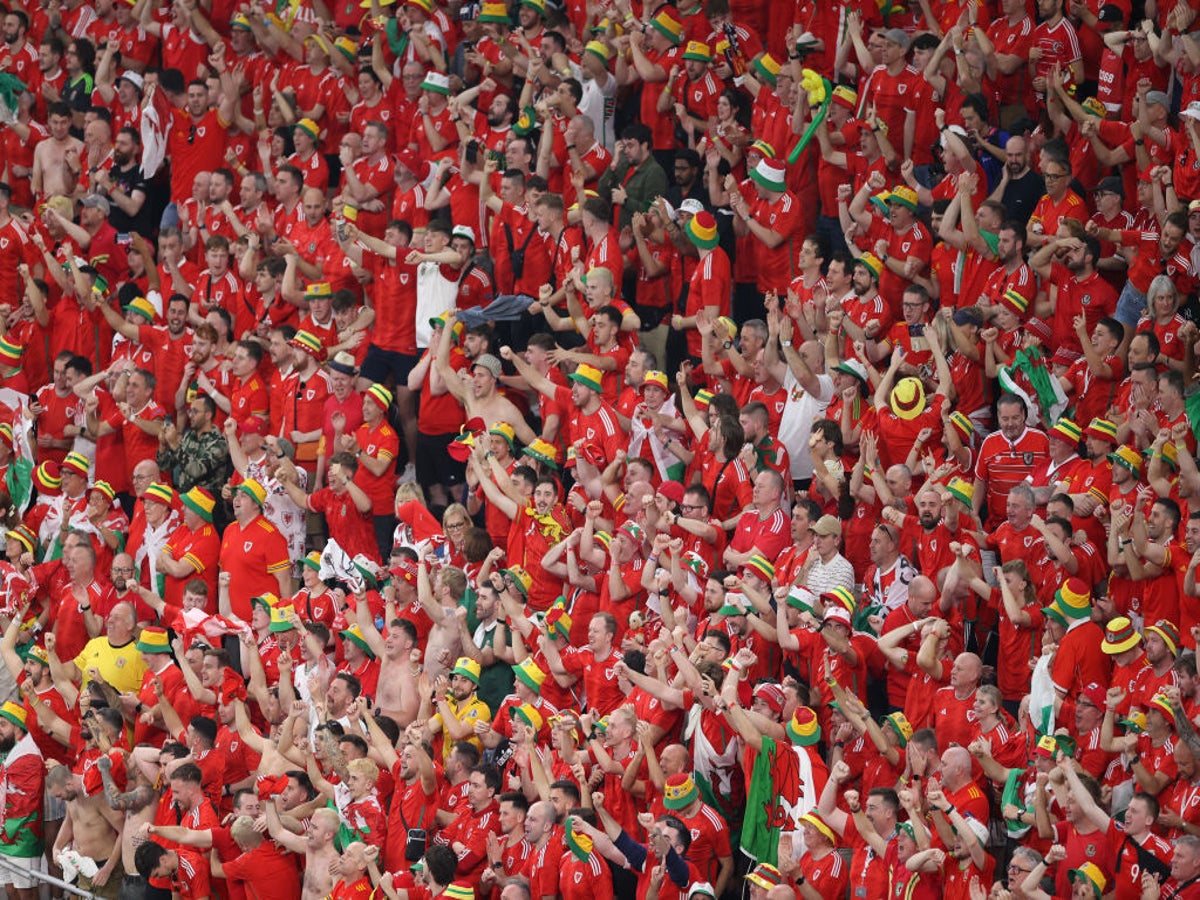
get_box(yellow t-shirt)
[429,695,491,760]
[74,638,147,695]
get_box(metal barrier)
[0,853,96,899]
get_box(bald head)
[941,746,972,787]
[661,744,689,775]
[907,576,936,616]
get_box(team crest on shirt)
[197,126,206,138]
[902,242,911,253]
[574,872,583,883]
[1023,452,1034,464]
[244,541,253,552]
[400,273,409,284]
[898,83,907,94]
[0,239,8,249]
[1081,294,1091,305]
[1086,843,1097,857]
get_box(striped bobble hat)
[291,329,325,363]
[90,480,116,504]
[61,451,90,479]
[565,817,594,862]
[742,554,775,583]
[946,477,974,507]
[294,118,321,140]
[0,423,11,445]
[443,885,475,900]
[684,210,719,250]
[1085,417,1118,444]
[822,585,857,612]
[948,411,974,439]
[694,388,714,409]
[999,288,1029,315]
[748,138,776,160]
[0,337,23,367]
[1054,577,1091,620]
[181,487,215,523]
[33,461,61,493]
[786,706,821,746]
[144,482,176,506]
[1146,619,1180,656]
[1050,417,1082,445]
[365,384,393,410]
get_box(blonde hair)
[347,757,379,784]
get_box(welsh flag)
[171,608,250,646]
[739,735,802,866]
[0,735,43,859]
[999,346,1067,428]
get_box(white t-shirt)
[778,369,834,480]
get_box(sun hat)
[890,377,926,420]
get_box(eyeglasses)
[1043,172,1067,181]
[1009,864,1033,874]
[445,522,467,531]
[680,504,703,512]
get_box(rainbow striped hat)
[1055,578,1091,619]
[742,555,775,583]
[291,329,325,362]
[999,288,1029,315]
[786,706,821,746]
[685,210,719,250]
[90,480,116,504]
[1050,417,1082,445]
[144,482,175,506]
[1085,417,1118,444]
[948,411,974,439]
[34,461,60,493]
[0,337,23,367]
[181,487,215,523]
[61,451,89,479]
[365,384,393,410]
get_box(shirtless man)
[265,801,339,900]
[354,592,420,725]
[31,102,83,201]
[433,311,537,445]
[418,562,464,681]
[47,763,124,898]
[95,750,162,900]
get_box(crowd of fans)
[0,0,1198,898]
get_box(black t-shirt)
[1001,169,1047,228]
[108,163,153,236]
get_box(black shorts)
[362,345,420,386]
[417,431,466,487]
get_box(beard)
[0,734,13,754]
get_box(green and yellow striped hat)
[295,118,320,140]
[365,384,393,410]
[565,817,594,862]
